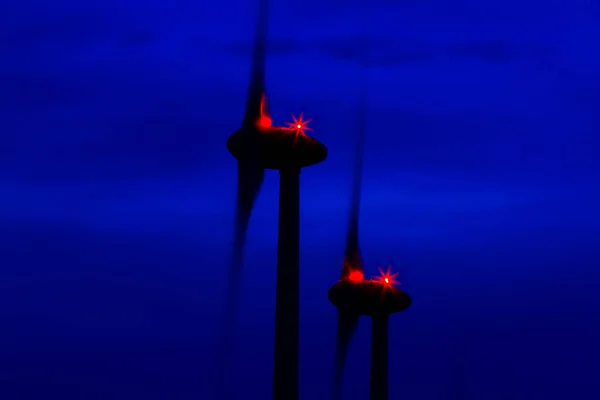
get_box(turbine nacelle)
[330,266,411,316]
[228,93,327,170]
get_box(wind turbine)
[223,0,328,399]
[327,66,411,400]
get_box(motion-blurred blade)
[219,0,270,392]
[333,68,368,400]
[222,161,265,326]
[224,0,269,324]
[341,69,367,279]
[229,0,269,276]
[243,0,269,128]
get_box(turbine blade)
[218,162,264,397]
[226,0,269,313]
[242,0,269,128]
[229,160,265,317]
[332,68,369,400]
[341,69,368,279]
[333,310,360,400]
[218,0,269,395]
[223,0,269,342]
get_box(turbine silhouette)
[328,65,411,400]
[332,67,368,400]
[222,1,327,398]
[329,267,411,400]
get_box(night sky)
[1,1,599,399]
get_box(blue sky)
[1,1,599,399]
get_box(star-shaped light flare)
[285,112,313,145]
[373,265,400,288]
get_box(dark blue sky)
[1,1,599,399]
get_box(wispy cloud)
[222,34,554,68]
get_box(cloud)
[222,34,554,68]
[0,2,588,188]
[0,71,95,111]
[446,39,553,63]
[0,12,109,49]
[315,35,436,66]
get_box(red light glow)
[256,93,272,128]
[341,256,364,283]
[285,112,313,144]
[375,266,400,288]
[348,270,364,282]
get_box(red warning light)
[348,270,364,282]
[285,112,313,144]
[256,93,272,128]
[375,266,400,288]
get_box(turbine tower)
[224,1,327,399]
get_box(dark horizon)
[1,0,599,399]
